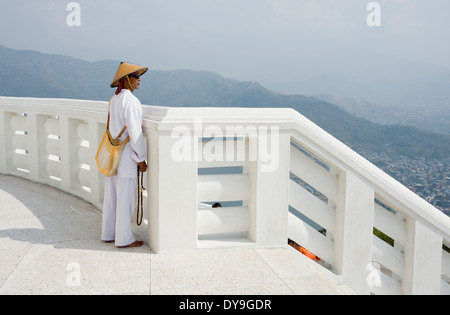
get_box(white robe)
[101,89,146,246]
[108,89,146,178]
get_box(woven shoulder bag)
[95,98,130,177]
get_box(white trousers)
[101,176,136,247]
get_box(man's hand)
[138,161,148,173]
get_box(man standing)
[101,62,148,248]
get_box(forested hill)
[1,44,449,161]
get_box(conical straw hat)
[110,62,148,88]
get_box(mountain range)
[315,94,450,136]
[265,45,450,112]
[1,43,449,161]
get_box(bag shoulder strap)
[107,96,128,138]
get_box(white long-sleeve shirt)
[108,89,146,178]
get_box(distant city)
[363,152,450,217]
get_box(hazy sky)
[1,0,450,91]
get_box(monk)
[101,62,148,248]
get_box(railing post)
[27,113,45,182]
[334,171,374,294]
[148,128,198,253]
[250,130,290,246]
[403,219,443,295]
[59,115,73,192]
[88,120,105,209]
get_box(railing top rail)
[0,96,298,124]
[287,113,450,242]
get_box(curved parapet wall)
[1,96,449,295]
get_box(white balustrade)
[1,96,449,295]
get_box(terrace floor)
[0,174,354,295]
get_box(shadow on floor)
[0,174,149,253]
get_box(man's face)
[128,72,141,90]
